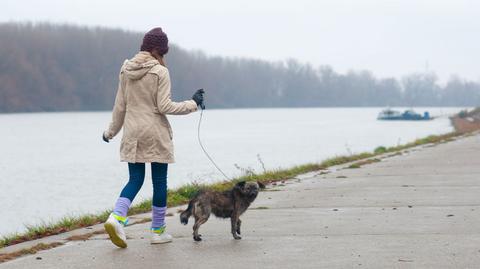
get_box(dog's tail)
[180,199,194,225]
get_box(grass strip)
[0,131,463,249]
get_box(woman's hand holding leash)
[192,89,205,110]
[102,133,109,143]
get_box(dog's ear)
[235,181,246,189]
[257,181,266,189]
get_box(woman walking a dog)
[102,27,204,248]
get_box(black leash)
[197,102,232,181]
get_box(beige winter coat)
[104,51,198,163]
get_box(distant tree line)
[0,22,479,113]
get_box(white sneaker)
[151,231,173,244]
[104,213,127,248]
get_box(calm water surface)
[0,107,463,235]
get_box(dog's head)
[233,181,265,198]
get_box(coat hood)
[122,51,159,80]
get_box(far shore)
[0,106,473,115]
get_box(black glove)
[192,89,205,109]
[102,133,109,143]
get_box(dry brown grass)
[347,158,381,169]
[0,242,64,263]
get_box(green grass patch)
[374,146,387,154]
[0,131,463,249]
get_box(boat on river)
[377,108,431,121]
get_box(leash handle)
[200,89,205,110]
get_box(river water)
[0,107,463,236]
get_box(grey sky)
[2,0,479,82]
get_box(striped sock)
[151,226,166,234]
[152,205,167,229]
[113,197,131,217]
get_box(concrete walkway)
[2,134,480,268]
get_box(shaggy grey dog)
[180,181,264,241]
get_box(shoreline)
[450,107,480,133]
[0,106,470,116]
[0,130,466,252]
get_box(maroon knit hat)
[140,27,169,55]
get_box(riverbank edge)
[450,107,480,133]
[0,131,467,251]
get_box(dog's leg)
[193,217,208,241]
[236,219,242,235]
[231,214,241,240]
[192,202,211,242]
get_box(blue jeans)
[119,163,168,207]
